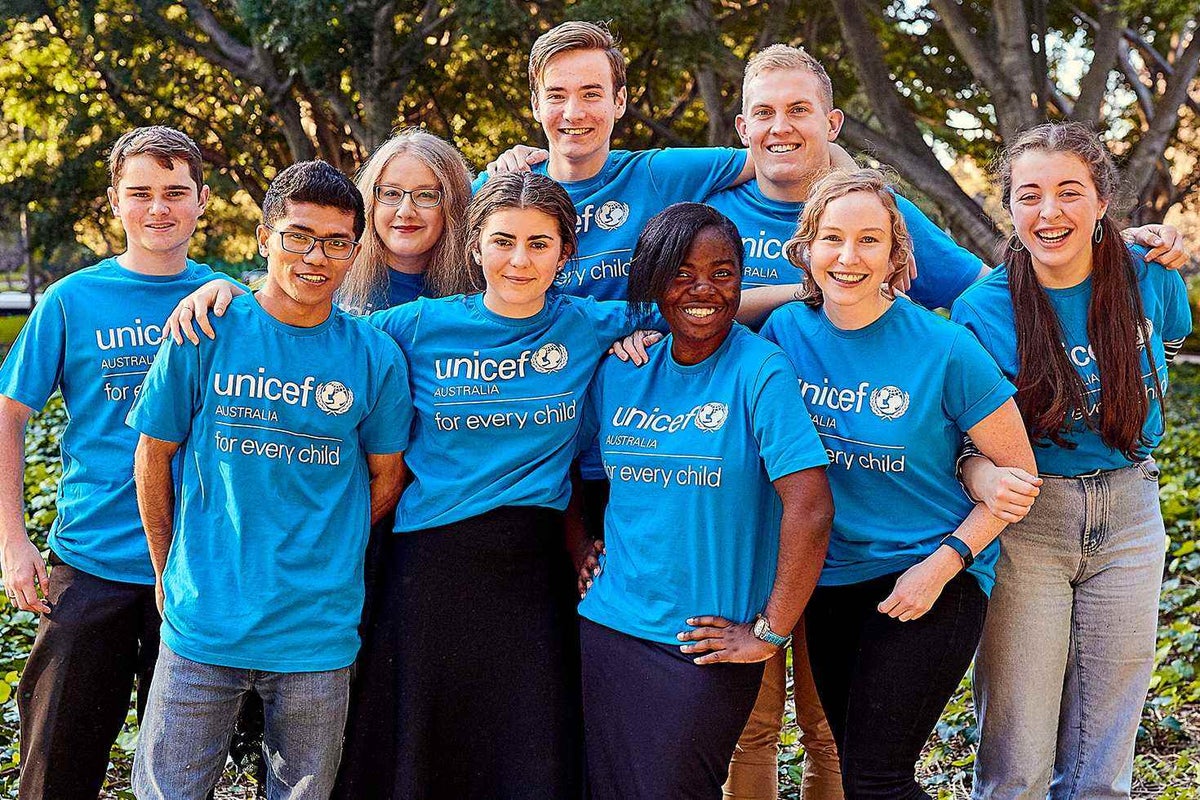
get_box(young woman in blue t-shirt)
[759,169,1035,798]
[575,203,834,800]
[953,123,1192,799]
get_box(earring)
[1007,234,1024,252]
[1094,221,1104,243]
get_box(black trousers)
[805,570,987,800]
[580,617,765,800]
[17,553,160,800]
[334,506,582,800]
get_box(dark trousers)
[805,570,987,800]
[334,506,582,800]
[580,617,765,800]
[17,553,160,800]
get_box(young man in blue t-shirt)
[0,126,233,799]
[127,161,410,800]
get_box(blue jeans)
[973,461,1165,799]
[134,643,350,800]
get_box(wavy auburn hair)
[783,168,912,309]
[996,121,1160,459]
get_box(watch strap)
[940,534,975,569]
[753,614,791,648]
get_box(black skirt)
[333,505,582,800]
[580,617,765,800]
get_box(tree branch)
[1125,27,1200,197]
[1073,2,1126,123]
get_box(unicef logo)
[595,201,630,231]
[315,381,354,415]
[531,342,569,374]
[869,386,909,420]
[694,402,729,432]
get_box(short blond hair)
[743,44,834,112]
[784,169,912,308]
[529,21,626,96]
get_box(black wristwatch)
[939,534,974,569]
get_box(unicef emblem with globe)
[695,402,729,432]
[595,201,630,231]
[531,343,569,374]
[869,386,909,420]
[315,381,355,415]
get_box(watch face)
[753,616,770,639]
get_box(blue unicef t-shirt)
[577,325,829,645]
[0,258,229,584]
[761,298,1015,594]
[473,148,747,301]
[126,294,412,672]
[387,268,427,308]
[951,249,1192,476]
[705,181,984,308]
[370,292,663,531]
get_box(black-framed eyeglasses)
[268,228,360,261]
[374,185,443,208]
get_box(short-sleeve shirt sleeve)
[897,194,985,310]
[125,337,201,443]
[0,288,67,411]
[750,353,829,480]
[941,329,1016,432]
[647,148,748,205]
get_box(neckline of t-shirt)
[536,151,627,193]
[1042,274,1093,298]
[102,257,203,284]
[744,180,804,215]
[246,292,338,337]
[817,298,901,339]
[664,326,739,374]
[387,268,425,286]
[468,291,555,327]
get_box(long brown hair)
[996,122,1160,459]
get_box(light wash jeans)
[973,461,1165,800]
[133,643,350,800]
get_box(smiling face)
[1008,150,1109,285]
[476,207,569,319]
[256,201,358,326]
[107,153,209,271]
[373,152,445,274]
[532,48,627,180]
[736,68,843,201]
[806,191,896,322]
[661,226,742,364]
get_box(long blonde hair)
[337,129,473,313]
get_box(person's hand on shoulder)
[486,145,550,176]
[1122,224,1190,271]
[609,330,663,366]
[164,279,245,345]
